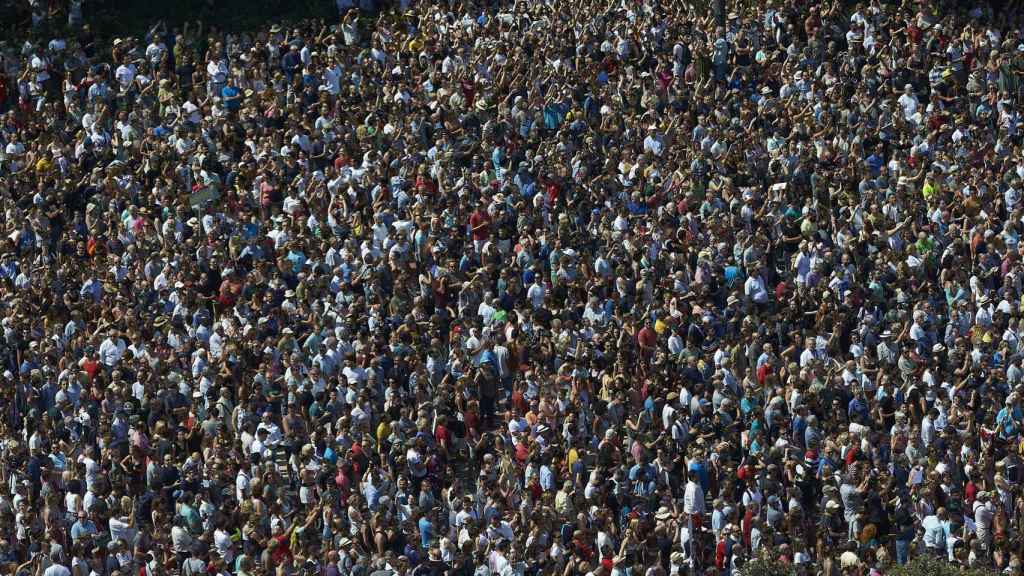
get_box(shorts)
[690,514,703,530]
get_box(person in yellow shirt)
[376,419,391,447]
[654,317,668,335]
[921,177,936,202]
[35,155,52,174]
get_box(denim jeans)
[895,539,910,565]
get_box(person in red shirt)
[217,268,244,308]
[715,531,729,570]
[637,319,658,362]
[268,504,322,567]
[415,166,437,195]
[756,358,773,387]
[544,175,560,206]
[79,349,101,382]
[468,199,491,253]
[434,414,451,459]
[742,501,758,548]
[965,470,979,507]
[460,78,476,107]
[463,399,481,437]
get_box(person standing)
[683,468,706,565]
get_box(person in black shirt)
[409,548,448,576]
[177,57,195,96]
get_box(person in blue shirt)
[538,459,555,492]
[514,163,536,198]
[221,79,241,112]
[286,243,307,273]
[479,347,497,370]
[864,142,886,177]
[629,456,655,484]
[70,510,98,544]
[997,397,1021,440]
[80,277,103,303]
[791,406,808,449]
[921,508,951,558]
[417,510,434,549]
[848,392,870,424]
[281,44,302,81]
[0,255,16,281]
[361,468,381,512]
[688,458,708,492]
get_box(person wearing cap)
[683,467,706,536]
[974,491,995,553]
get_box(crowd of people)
[5,0,1024,574]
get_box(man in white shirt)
[255,411,282,445]
[98,330,127,368]
[145,40,166,65]
[235,468,250,502]
[323,63,343,95]
[42,564,72,576]
[922,508,951,558]
[487,514,515,542]
[527,279,545,309]
[897,84,919,124]
[206,56,228,95]
[114,61,136,92]
[644,126,665,157]
[477,294,497,324]
[662,394,679,430]
[744,270,768,304]
[683,469,706,527]
[208,324,225,359]
[974,492,994,551]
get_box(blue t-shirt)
[418,516,434,548]
[221,85,241,110]
[286,250,306,273]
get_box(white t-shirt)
[236,471,249,501]
[80,456,100,491]
[115,64,136,89]
[214,528,235,563]
[898,93,918,121]
[43,565,72,576]
[108,516,136,546]
[527,282,545,309]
